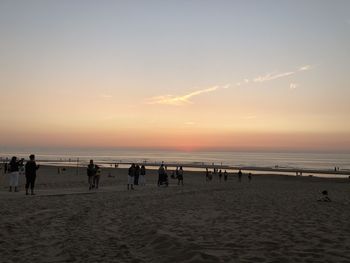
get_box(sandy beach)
[0,165,349,263]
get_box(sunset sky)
[1,0,349,152]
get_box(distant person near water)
[158,164,168,186]
[8,156,23,192]
[139,165,146,186]
[218,169,222,182]
[224,170,228,181]
[134,164,140,185]
[93,165,101,189]
[238,169,242,182]
[25,154,40,195]
[87,160,96,190]
[177,166,184,186]
[248,173,252,182]
[128,163,135,190]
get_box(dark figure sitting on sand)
[177,166,184,186]
[25,154,40,195]
[87,160,96,190]
[318,190,331,202]
[238,169,242,182]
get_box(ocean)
[1,148,349,173]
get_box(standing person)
[218,169,222,182]
[128,163,135,190]
[205,168,209,182]
[87,160,96,190]
[139,165,146,186]
[177,166,184,186]
[25,154,40,195]
[8,157,22,192]
[224,170,228,181]
[158,164,166,186]
[238,169,242,182]
[93,165,101,189]
[19,158,25,175]
[134,164,140,186]
[248,173,252,182]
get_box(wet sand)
[0,166,349,262]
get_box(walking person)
[25,154,40,195]
[128,163,135,190]
[139,165,146,186]
[87,160,96,190]
[8,156,22,192]
[93,165,101,189]
[238,169,242,182]
[177,166,184,186]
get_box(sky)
[0,0,350,152]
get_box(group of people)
[87,160,102,190]
[127,163,146,190]
[205,168,252,183]
[2,155,40,195]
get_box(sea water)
[1,148,349,172]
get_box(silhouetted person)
[205,168,209,182]
[218,169,222,182]
[93,165,101,189]
[248,173,252,182]
[128,163,135,190]
[224,170,228,181]
[87,160,96,190]
[158,164,167,186]
[177,166,184,186]
[140,165,146,186]
[25,154,40,195]
[134,164,140,185]
[8,156,22,192]
[238,169,242,182]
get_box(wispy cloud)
[252,65,311,83]
[298,65,312,71]
[146,65,312,106]
[100,94,113,99]
[184,121,196,126]
[290,83,298,90]
[253,71,294,83]
[146,84,230,106]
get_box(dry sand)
[0,165,349,263]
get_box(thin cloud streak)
[298,65,312,71]
[253,71,294,83]
[147,65,312,106]
[147,84,230,106]
[290,83,298,90]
